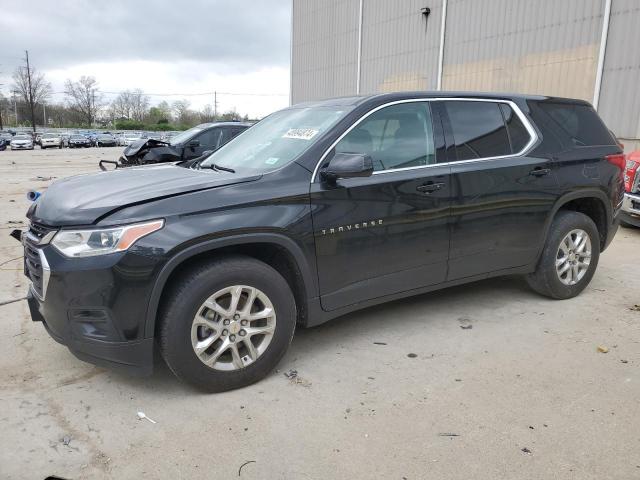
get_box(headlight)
[51,219,164,258]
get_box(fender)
[535,188,612,261]
[143,232,317,338]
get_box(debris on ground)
[438,433,460,437]
[0,296,27,307]
[30,175,55,181]
[373,341,387,345]
[6,220,23,225]
[521,447,532,454]
[458,317,473,329]
[621,359,629,364]
[238,460,256,476]
[62,435,72,446]
[284,369,311,387]
[407,353,418,358]
[597,345,609,353]
[630,304,640,312]
[137,411,157,424]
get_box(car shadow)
[109,275,539,394]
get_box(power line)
[49,90,287,97]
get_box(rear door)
[310,100,451,311]
[437,99,559,280]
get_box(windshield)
[170,126,202,145]
[70,135,85,140]
[14,135,30,140]
[42,134,57,138]
[199,106,350,173]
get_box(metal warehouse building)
[290,0,640,151]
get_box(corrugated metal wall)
[359,0,443,94]
[290,0,639,144]
[597,0,640,142]
[290,0,360,104]
[442,0,604,101]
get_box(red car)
[621,150,640,227]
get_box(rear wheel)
[159,255,296,392]
[526,211,600,299]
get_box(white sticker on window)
[265,157,279,165]
[282,128,319,140]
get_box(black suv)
[23,92,624,392]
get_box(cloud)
[0,0,291,117]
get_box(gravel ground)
[0,148,639,479]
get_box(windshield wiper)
[200,163,236,173]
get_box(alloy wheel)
[555,229,592,286]
[190,285,276,371]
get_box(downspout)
[593,0,612,109]
[436,0,448,90]
[289,0,294,106]
[356,0,364,94]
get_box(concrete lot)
[0,147,639,479]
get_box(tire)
[526,211,600,299]
[159,255,296,392]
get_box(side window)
[444,101,511,160]
[335,102,435,172]
[499,104,530,153]
[196,128,223,149]
[537,102,615,147]
[221,127,245,144]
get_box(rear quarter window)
[537,102,615,147]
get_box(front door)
[310,101,451,311]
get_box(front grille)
[28,222,56,241]
[24,222,56,299]
[24,239,44,297]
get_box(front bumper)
[24,237,163,375]
[621,192,640,227]
[11,144,32,149]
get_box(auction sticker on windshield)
[282,128,319,140]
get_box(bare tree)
[64,76,103,127]
[11,51,51,132]
[130,89,150,122]
[110,90,133,119]
[172,99,192,124]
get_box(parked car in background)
[119,132,142,146]
[40,133,63,149]
[10,134,34,150]
[96,133,117,147]
[118,122,250,166]
[68,134,92,148]
[621,150,640,227]
[0,132,13,145]
[23,92,624,391]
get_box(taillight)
[606,153,626,171]
[624,151,640,192]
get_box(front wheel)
[526,211,600,299]
[159,255,296,392]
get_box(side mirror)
[188,139,200,148]
[321,152,374,183]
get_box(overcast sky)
[0,0,291,118]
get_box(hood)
[29,164,260,226]
[124,138,172,156]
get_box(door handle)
[529,167,551,177]
[416,182,445,194]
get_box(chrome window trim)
[311,97,539,183]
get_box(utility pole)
[43,102,46,127]
[213,91,218,120]
[24,50,37,133]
